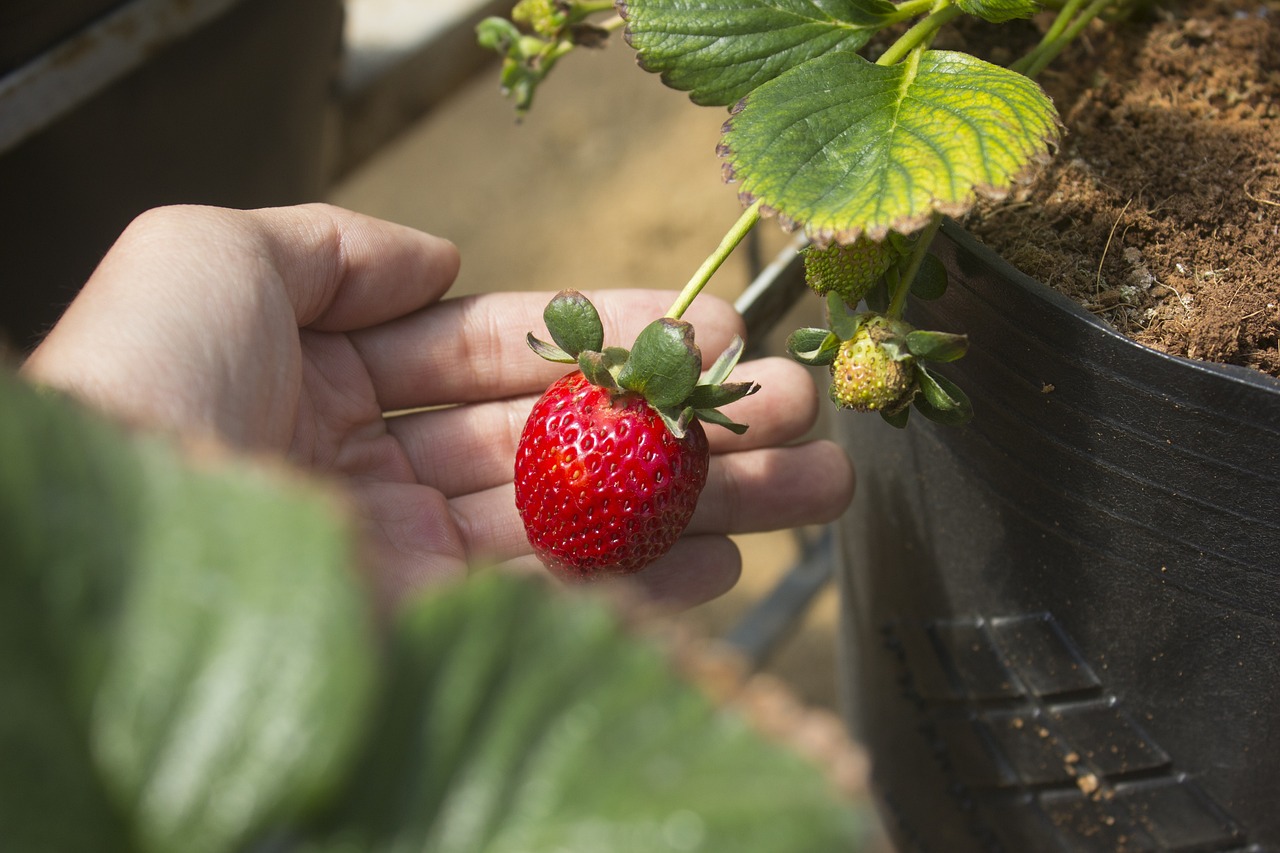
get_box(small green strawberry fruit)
[516,291,759,580]
[803,238,898,307]
[829,316,917,414]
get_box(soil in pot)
[954,0,1279,378]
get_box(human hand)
[23,204,854,611]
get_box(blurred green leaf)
[0,372,376,853]
[721,50,1059,244]
[621,0,896,105]
[307,574,868,852]
[956,0,1041,23]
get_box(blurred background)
[1,0,879,839]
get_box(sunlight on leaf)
[720,50,1060,244]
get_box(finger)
[248,203,461,331]
[351,289,746,411]
[386,357,817,497]
[387,396,530,497]
[348,481,470,613]
[496,535,742,612]
[450,482,526,565]
[688,440,855,534]
[609,535,742,611]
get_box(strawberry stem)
[886,214,942,320]
[1011,0,1115,79]
[876,1,961,67]
[665,199,763,320]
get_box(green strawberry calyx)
[785,293,974,428]
[527,290,759,438]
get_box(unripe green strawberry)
[515,370,711,580]
[829,318,917,414]
[803,238,897,307]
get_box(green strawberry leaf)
[526,333,576,364]
[544,290,605,357]
[721,49,1060,243]
[621,0,897,106]
[658,405,695,439]
[0,372,375,853]
[956,0,1041,23]
[910,252,950,300]
[307,574,866,850]
[785,327,841,366]
[687,380,760,410]
[696,406,751,435]
[578,350,622,390]
[906,329,969,362]
[617,318,702,409]
[702,335,747,386]
[880,406,911,428]
[864,278,889,313]
[826,293,864,342]
[914,364,974,425]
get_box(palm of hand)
[23,204,853,612]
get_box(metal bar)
[0,0,243,155]
[722,527,836,671]
[734,234,808,354]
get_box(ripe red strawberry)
[515,290,757,580]
[515,371,710,580]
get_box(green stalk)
[886,215,942,319]
[877,2,962,66]
[666,200,763,320]
[572,0,617,13]
[887,0,940,24]
[1011,0,1115,78]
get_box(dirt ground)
[960,0,1280,376]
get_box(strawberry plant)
[480,0,1135,576]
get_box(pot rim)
[939,218,1280,398]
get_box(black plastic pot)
[836,221,1280,851]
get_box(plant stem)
[886,215,942,319]
[887,0,940,24]
[666,200,763,320]
[593,14,627,34]
[571,0,617,15]
[876,2,962,66]
[1011,0,1115,78]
